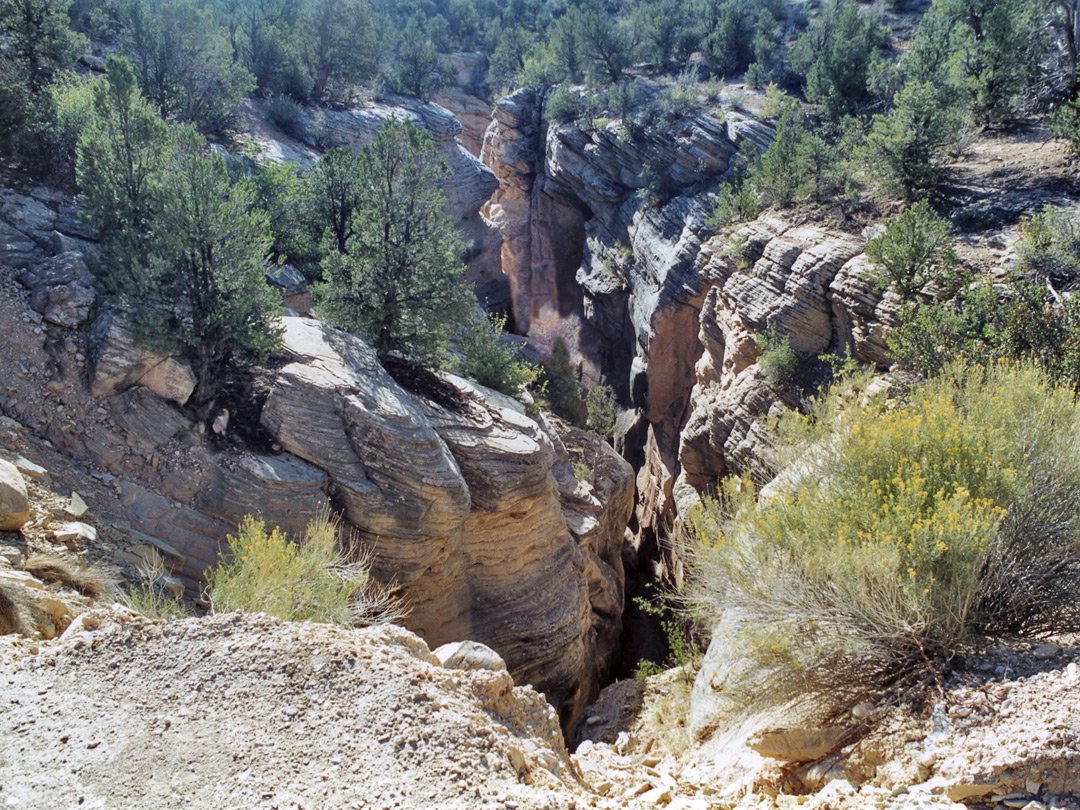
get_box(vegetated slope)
[0,610,620,810]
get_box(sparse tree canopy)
[314,117,472,366]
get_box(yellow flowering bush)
[689,362,1080,717]
[206,512,405,627]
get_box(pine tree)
[119,127,282,409]
[314,117,472,366]
[76,55,171,263]
[0,0,85,92]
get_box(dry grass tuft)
[23,553,117,600]
[118,549,191,620]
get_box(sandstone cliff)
[0,168,633,730]
[480,89,899,589]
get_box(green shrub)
[545,84,583,124]
[707,181,760,231]
[1016,206,1080,284]
[206,513,404,626]
[865,200,960,296]
[755,325,798,386]
[1051,94,1080,156]
[689,362,1080,719]
[585,384,618,442]
[266,96,306,140]
[887,278,1080,385]
[456,312,540,397]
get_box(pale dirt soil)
[0,609,638,810]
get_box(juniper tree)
[116,127,283,409]
[314,117,472,366]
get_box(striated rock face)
[259,317,635,728]
[480,90,902,644]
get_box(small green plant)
[634,659,664,679]
[585,385,618,442]
[756,325,799,386]
[537,337,586,426]
[119,550,190,620]
[206,511,404,626]
[456,312,540,397]
[820,345,859,380]
[573,460,591,483]
[864,200,960,296]
[634,587,703,681]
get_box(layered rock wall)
[480,89,897,586]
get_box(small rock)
[12,456,47,481]
[51,522,97,546]
[211,409,229,435]
[507,746,527,775]
[1032,643,1059,660]
[640,786,673,805]
[0,459,30,530]
[593,780,614,796]
[434,640,507,673]
[748,726,848,763]
[586,715,602,726]
[851,701,875,720]
[65,492,88,518]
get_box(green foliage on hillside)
[77,56,281,410]
[456,312,540,397]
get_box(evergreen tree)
[76,55,171,261]
[0,0,85,92]
[866,79,961,196]
[299,0,378,101]
[752,99,807,208]
[389,17,454,101]
[314,117,472,366]
[307,147,365,255]
[120,0,255,131]
[124,127,283,409]
[789,0,889,119]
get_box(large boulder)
[17,252,98,328]
[90,312,196,405]
[0,459,30,531]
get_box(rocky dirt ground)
[0,610,604,810]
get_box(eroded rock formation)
[480,90,899,609]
